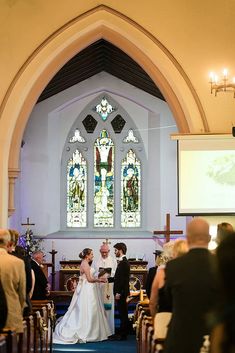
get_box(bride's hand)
[98,277,107,283]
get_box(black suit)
[112,257,130,338]
[145,266,157,299]
[31,260,48,300]
[13,252,32,314]
[164,248,218,353]
[0,280,7,329]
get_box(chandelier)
[209,69,235,97]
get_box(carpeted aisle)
[53,334,136,353]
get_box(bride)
[53,248,112,344]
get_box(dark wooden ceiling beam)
[37,39,165,103]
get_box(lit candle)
[52,241,55,250]
[223,68,228,78]
[209,72,215,83]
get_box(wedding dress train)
[53,268,111,344]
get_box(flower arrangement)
[18,228,44,255]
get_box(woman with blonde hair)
[149,239,188,317]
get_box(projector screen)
[178,137,235,215]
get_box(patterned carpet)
[53,334,136,353]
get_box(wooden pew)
[0,335,7,353]
[140,315,152,353]
[32,311,44,353]
[18,321,28,353]
[134,303,151,353]
[31,300,55,353]
[0,329,18,353]
[24,316,34,353]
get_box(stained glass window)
[67,149,87,227]
[121,149,141,227]
[69,129,86,143]
[94,97,115,121]
[94,130,114,227]
[123,128,139,143]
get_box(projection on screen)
[178,138,235,215]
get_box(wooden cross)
[153,213,183,243]
[21,217,35,230]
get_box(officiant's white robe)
[95,255,117,334]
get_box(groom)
[109,242,130,341]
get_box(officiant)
[95,242,117,334]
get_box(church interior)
[1,1,235,352]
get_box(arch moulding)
[0,5,207,226]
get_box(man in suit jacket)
[164,218,218,353]
[145,250,162,299]
[0,229,26,333]
[31,250,49,300]
[109,242,130,340]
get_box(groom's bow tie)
[117,257,124,264]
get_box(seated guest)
[145,250,162,299]
[164,218,219,353]
[216,222,233,245]
[31,250,49,300]
[0,229,26,333]
[149,240,188,317]
[210,232,235,353]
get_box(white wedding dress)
[53,267,111,344]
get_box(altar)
[59,259,148,291]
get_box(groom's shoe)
[108,334,127,341]
[117,335,127,341]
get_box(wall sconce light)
[209,69,235,97]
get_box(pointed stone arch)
[0,5,207,225]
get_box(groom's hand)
[115,293,121,300]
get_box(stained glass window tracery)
[69,128,86,143]
[94,97,115,121]
[94,130,114,227]
[121,149,141,227]
[123,128,139,143]
[67,149,87,227]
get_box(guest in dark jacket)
[210,232,235,353]
[14,245,33,315]
[145,250,162,299]
[31,251,49,300]
[164,218,219,353]
[0,279,7,329]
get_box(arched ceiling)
[38,39,165,103]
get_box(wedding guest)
[31,250,49,300]
[53,248,111,344]
[14,245,32,315]
[210,232,235,353]
[0,229,26,333]
[7,228,19,253]
[149,240,188,317]
[216,222,233,245]
[145,250,162,299]
[0,279,7,329]
[164,218,218,353]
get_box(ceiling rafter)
[38,39,165,103]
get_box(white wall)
[9,72,187,264]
